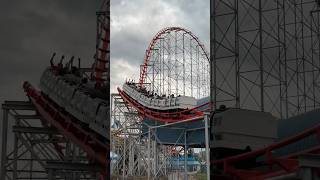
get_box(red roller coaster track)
[138,27,210,88]
[93,0,110,89]
[118,26,211,123]
[120,26,320,179]
[23,82,108,178]
[118,87,210,123]
[212,122,320,179]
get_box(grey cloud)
[0,1,99,103]
[110,0,209,91]
[0,1,103,166]
[0,0,209,102]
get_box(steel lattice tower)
[1,101,102,179]
[211,0,320,119]
[111,27,211,179]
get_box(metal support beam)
[153,138,157,176]
[16,133,47,168]
[45,161,102,171]
[184,130,187,180]
[13,112,20,180]
[204,112,210,179]
[122,134,126,179]
[147,128,151,180]
[2,101,35,110]
[12,126,59,134]
[14,115,41,120]
[1,109,8,180]
[1,100,104,179]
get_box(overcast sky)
[0,0,209,102]
[0,1,99,104]
[0,0,208,149]
[110,0,209,93]
[0,0,100,165]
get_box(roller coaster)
[112,1,320,176]
[111,27,211,179]
[1,0,320,179]
[1,1,109,179]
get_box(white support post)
[147,128,151,180]
[204,112,210,180]
[153,139,157,176]
[1,109,8,180]
[122,135,127,179]
[184,130,188,180]
[13,113,19,180]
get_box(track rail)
[138,27,209,88]
[93,0,110,89]
[23,81,108,177]
[118,87,209,123]
[212,121,320,179]
[120,81,320,178]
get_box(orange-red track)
[118,86,320,179]
[117,87,210,123]
[23,81,108,179]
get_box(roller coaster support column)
[204,112,210,180]
[122,135,126,179]
[184,130,188,180]
[0,108,8,180]
[153,139,157,176]
[147,127,151,180]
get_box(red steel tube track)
[119,85,319,179]
[138,27,209,87]
[212,122,320,179]
[121,84,320,179]
[23,81,108,178]
[118,87,210,123]
[94,0,110,88]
